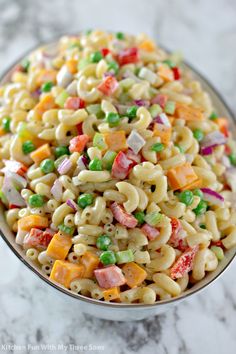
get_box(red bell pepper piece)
[101,48,110,57]
[110,202,138,228]
[172,67,181,80]
[118,47,139,65]
[169,217,187,251]
[170,245,199,279]
[76,122,83,135]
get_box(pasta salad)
[0,30,236,304]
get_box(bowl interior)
[0,40,235,309]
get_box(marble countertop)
[0,0,236,353]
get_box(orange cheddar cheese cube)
[122,262,147,288]
[175,104,204,121]
[138,40,156,52]
[18,215,48,231]
[30,144,51,164]
[66,59,78,74]
[37,69,57,86]
[80,251,100,278]
[158,65,174,82]
[103,287,120,302]
[46,232,72,260]
[153,124,172,145]
[104,131,127,152]
[167,162,199,191]
[50,260,85,288]
[180,177,202,191]
[214,117,229,137]
[34,94,56,118]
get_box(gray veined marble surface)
[0,0,236,353]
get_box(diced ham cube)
[111,151,133,180]
[23,228,54,251]
[97,76,118,96]
[110,202,138,228]
[126,148,141,166]
[170,245,199,279]
[151,94,168,108]
[64,97,85,110]
[69,134,89,153]
[94,265,126,289]
[141,223,160,240]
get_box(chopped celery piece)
[102,150,117,170]
[210,246,224,261]
[93,133,107,150]
[55,91,69,108]
[149,104,162,118]
[145,212,162,226]
[116,249,134,264]
[164,101,176,115]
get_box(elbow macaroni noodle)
[0,30,235,304]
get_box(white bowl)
[0,40,235,321]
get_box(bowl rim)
[0,35,236,309]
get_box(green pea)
[41,81,53,92]
[58,224,75,235]
[21,58,30,72]
[116,32,125,40]
[55,146,70,158]
[96,235,111,251]
[209,112,218,120]
[178,190,194,206]
[106,112,120,127]
[193,129,204,142]
[134,211,145,225]
[175,144,184,153]
[151,143,164,152]
[163,59,175,68]
[40,159,55,173]
[193,189,203,199]
[77,193,94,209]
[90,51,103,63]
[28,194,45,208]
[22,141,35,154]
[107,61,119,75]
[193,200,208,216]
[229,153,236,166]
[100,250,116,265]
[200,224,206,229]
[89,157,103,171]
[126,106,138,119]
[2,117,11,132]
